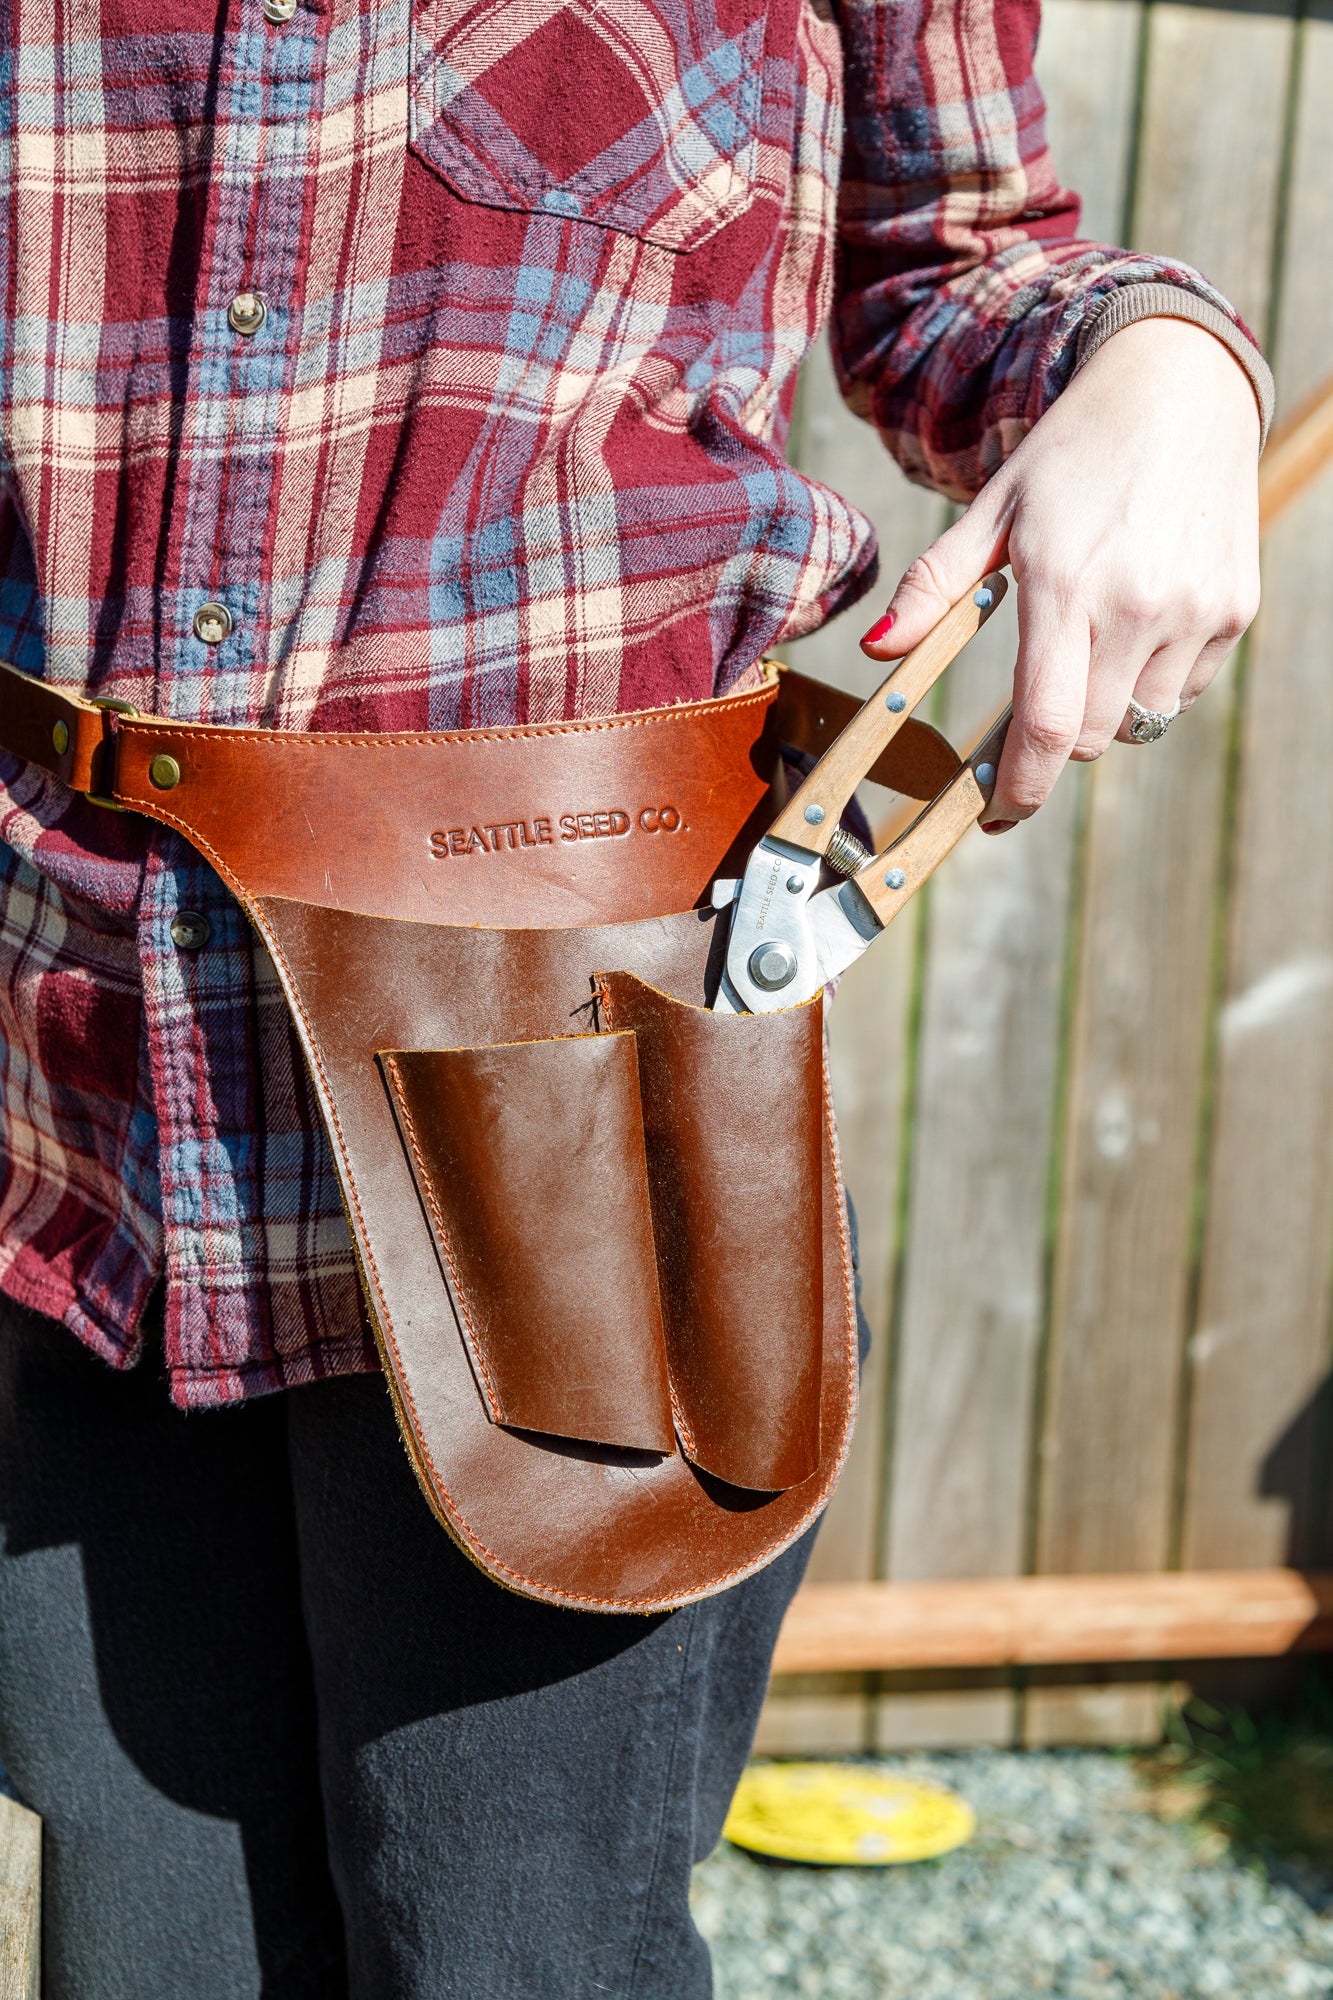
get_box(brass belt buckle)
[86,697,138,811]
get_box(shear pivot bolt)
[975,762,996,787]
[748,939,798,992]
[786,875,804,893]
[885,692,906,713]
[884,868,907,891]
[804,804,825,826]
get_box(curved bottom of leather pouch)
[253,895,859,1612]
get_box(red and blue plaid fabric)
[0,0,1258,1404]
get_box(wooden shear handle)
[853,706,1012,924]
[768,570,1008,858]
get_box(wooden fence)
[758,0,1333,1752]
[0,1797,39,2000]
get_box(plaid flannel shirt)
[0,0,1265,1405]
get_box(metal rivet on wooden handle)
[766,571,1008,859]
[853,708,1012,926]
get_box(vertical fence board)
[754,337,942,1754]
[0,1797,39,2000]
[1038,0,1142,244]
[1029,0,1295,1745]
[877,597,1074,1749]
[1181,6,1333,1575]
[870,0,1139,1752]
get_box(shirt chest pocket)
[408,0,767,252]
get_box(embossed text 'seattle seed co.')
[429,804,685,856]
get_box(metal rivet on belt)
[51,719,69,754]
[193,602,233,645]
[149,753,182,791]
[169,910,211,951]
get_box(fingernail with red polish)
[980,820,1016,836]
[862,611,896,645]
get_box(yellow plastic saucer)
[723,1762,976,1866]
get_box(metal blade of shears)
[710,574,1010,1014]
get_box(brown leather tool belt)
[0,656,960,1611]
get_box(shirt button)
[193,602,233,645]
[227,291,267,337]
[170,911,211,951]
[263,0,297,18]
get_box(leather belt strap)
[0,656,961,928]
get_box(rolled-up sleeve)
[830,0,1273,500]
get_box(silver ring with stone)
[1125,696,1182,745]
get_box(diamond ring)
[1125,696,1182,745]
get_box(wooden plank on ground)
[774,1571,1333,1673]
[1181,7,1333,1575]
[754,334,942,1756]
[0,1796,39,2000]
[870,0,1140,1754]
[1028,0,1296,1747]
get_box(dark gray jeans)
[0,1283,846,2000]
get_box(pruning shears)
[711,572,1011,1014]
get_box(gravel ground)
[693,1750,1333,2000]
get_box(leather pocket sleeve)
[380,1035,676,1455]
[594,971,823,1492]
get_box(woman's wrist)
[1074,286,1274,448]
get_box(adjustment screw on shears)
[804,804,825,826]
[885,692,907,713]
[748,939,798,992]
[975,763,996,788]
[884,869,907,891]
[974,585,995,610]
[786,875,804,894]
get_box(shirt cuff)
[1073,283,1275,449]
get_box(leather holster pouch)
[0,659,963,1609]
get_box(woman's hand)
[859,318,1263,830]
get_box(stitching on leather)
[120,804,249,898]
[380,1053,504,1423]
[248,908,859,1611]
[115,682,775,760]
[820,1031,861,1485]
[594,970,699,1467]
